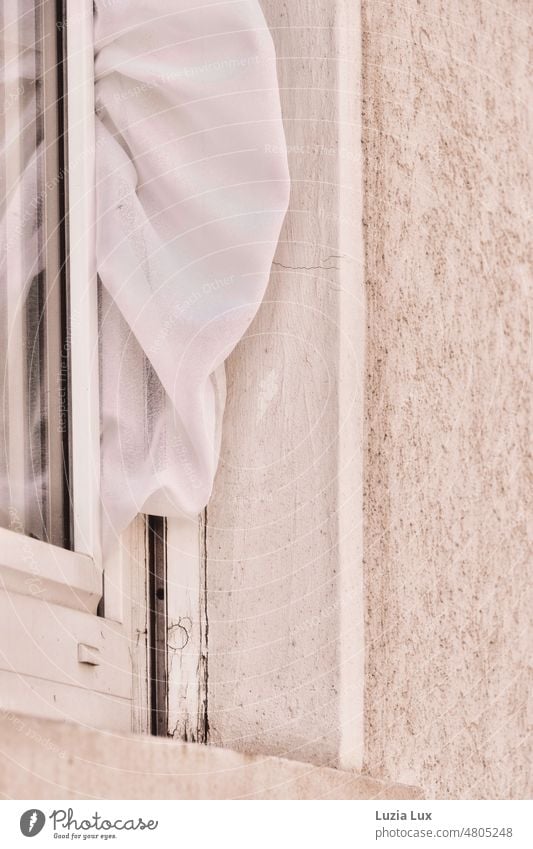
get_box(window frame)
[0,0,111,610]
[0,0,150,734]
[65,0,101,566]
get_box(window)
[0,0,295,749]
[1,0,68,546]
[0,0,149,733]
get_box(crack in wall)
[272,254,342,272]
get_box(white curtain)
[95,1,290,547]
[0,0,54,542]
[0,1,288,549]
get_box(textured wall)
[362,0,531,798]
[0,715,423,800]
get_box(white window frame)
[1,0,363,763]
[66,0,102,567]
[0,0,149,734]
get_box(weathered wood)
[148,516,168,736]
[166,516,208,742]
[127,516,151,735]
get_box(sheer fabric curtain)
[0,0,67,546]
[0,1,289,550]
[95,0,289,547]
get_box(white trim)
[336,0,365,772]
[0,589,131,699]
[166,515,207,741]
[0,670,132,730]
[66,0,101,565]
[65,0,127,630]
[0,526,101,613]
[129,517,151,734]
[100,529,125,624]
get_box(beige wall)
[207,0,531,798]
[362,0,531,799]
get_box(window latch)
[77,643,101,666]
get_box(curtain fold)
[94,1,290,547]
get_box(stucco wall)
[362,0,531,798]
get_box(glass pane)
[0,0,69,547]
